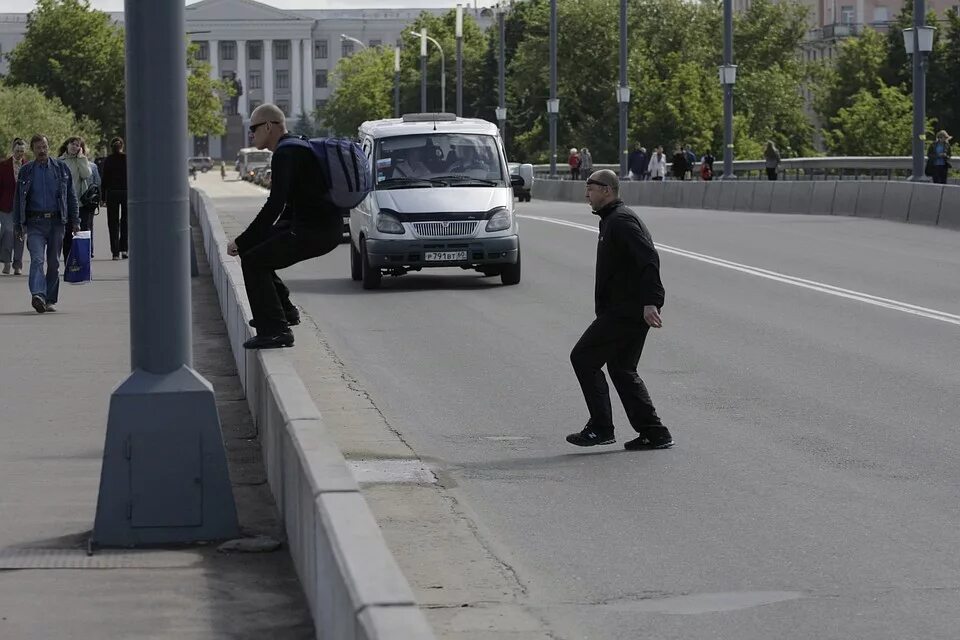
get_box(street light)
[903,20,936,181]
[394,45,401,118]
[339,33,367,51]
[408,29,446,113]
[456,4,464,116]
[618,0,629,180]
[720,0,736,180]
[548,0,558,178]
[497,4,507,141]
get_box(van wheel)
[361,240,381,290]
[350,241,362,281]
[500,249,521,285]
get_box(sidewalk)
[0,212,312,639]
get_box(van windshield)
[243,151,272,164]
[375,133,505,188]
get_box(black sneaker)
[566,424,615,447]
[243,331,294,350]
[31,294,46,314]
[624,432,674,450]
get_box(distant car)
[509,162,534,202]
[188,156,214,172]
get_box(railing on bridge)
[532,156,960,183]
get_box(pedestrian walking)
[628,143,646,180]
[670,147,688,180]
[764,141,781,181]
[700,151,715,181]
[566,169,673,451]
[684,145,697,180]
[226,104,345,350]
[579,147,594,178]
[12,134,80,313]
[58,136,93,262]
[927,130,952,185]
[101,137,128,260]
[0,138,28,275]
[568,147,581,180]
[647,146,667,181]
[220,160,227,181]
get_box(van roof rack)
[401,113,458,123]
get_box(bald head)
[587,169,619,194]
[250,103,286,127]
[249,103,288,150]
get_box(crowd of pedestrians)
[0,132,127,313]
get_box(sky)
[0,0,497,12]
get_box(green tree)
[0,83,100,153]
[928,8,960,136]
[292,111,316,137]
[814,27,888,123]
[4,0,125,142]
[318,47,394,136]
[824,83,917,155]
[186,42,235,139]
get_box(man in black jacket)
[566,169,674,450]
[227,104,343,349]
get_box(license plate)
[425,251,468,261]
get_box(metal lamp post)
[339,33,367,51]
[618,0,629,180]
[456,4,464,116]
[410,29,445,113]
[394,45,401,118]
[93,0,238,548]
[497,5,507,141]
[903,18,936,181]
[721,0,736,180]
[548,0,558,178]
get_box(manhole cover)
[0,548,204,569]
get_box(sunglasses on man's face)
[586,179,610,188]
[249,121,277,134]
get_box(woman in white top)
[58,136,94,261]
[647,146,667,181]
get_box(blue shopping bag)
[65,230,92,284]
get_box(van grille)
[412,221,479,238]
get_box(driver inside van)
[394,145,431,178]
[447,145,489,173]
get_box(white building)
[0,0,494,159]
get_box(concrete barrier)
[810,181,837,215]
[937,185,960,229]
[880,182,913,222]
[787,181,815,215]
[854,181,886,218]
[769,181,792,214]
[907,183,943,225]
[189,189,436,640]
[832,181,860,216]
[663,181,683,208]
[716,180,737,211]
[750,181,774,213]
[681,181,706,209]
[732,181,755,211]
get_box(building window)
[249,100,261,116]
[873,6,889,22]
[341,40,354,58]
[248,41,262,60]
[275,69,289,89]
[276,100,289,116]
[840,5,855,24]
[314,39,328,59]
[369,39,382,48]
[195,41,209,60]
[220,41,235,61]
[315,99,328,112]
[249,70,261,90]
[315,69,328,88]
[274,40,290,60]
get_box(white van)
[349,113,531,289]
[236,147,272,181]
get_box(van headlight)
[376,211,404,234]
[485,207,512,232]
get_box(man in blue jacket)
[13,134,80,313]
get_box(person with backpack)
[226,103,356,350]
[927,130,952,184]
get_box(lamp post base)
[92,366,239,547]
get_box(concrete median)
[854,181,885,218]
[189,189,436,640]
[908,183,943,225]
[937,185,960,229]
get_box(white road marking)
[519,214,960,327]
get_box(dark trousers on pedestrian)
[240,215,342,335]
[25,217,65,305]
[931,165,948,184]
[570,314,666,435]
[106,190,128,257]
[766,167,778,181]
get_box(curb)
[190,188,436,640]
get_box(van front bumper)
[366,235,519,268]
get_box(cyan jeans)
[26,217,65,304]
[0,210,24,269]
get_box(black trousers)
[931,165,948,184]
[766,167,778,180]
[240,216,342,334]
[106,190,128,256]
[570,314,663,433]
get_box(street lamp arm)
[408,31,445,66]
[340,34,367,50]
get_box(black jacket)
[594,200,665,318]
[101,152,127,193]
[236,133,338,253]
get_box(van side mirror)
[518,163,534,188]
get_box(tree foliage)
[5,0,125,143]
[318,47,395,137]
[186,42,235,139]
[0,83,100,154]
[824,83,917,155]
